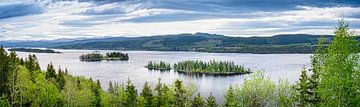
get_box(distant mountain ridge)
[0,33,352,54]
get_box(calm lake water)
[15,49,311,101]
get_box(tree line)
[80,52,129,62]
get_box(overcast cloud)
[0,0,359,40]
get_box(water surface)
[16,49,311,101]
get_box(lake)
[15,49,311,102]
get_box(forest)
[146,61,172,71]
[79,52,129,62]
[0,20,359,107]
[174,60,251,75]
[8,48,61,53]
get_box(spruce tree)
[91,79,101,107]
[46,63,56,79]
[308,36,326,105]
[224,86,236,107]
[0,46,9,97]
[192,93,205,107]
[140,81,153,107]
[206,93,217,107]
[297,68,309,106]
[174,79,187,107]
[123,79,137,107]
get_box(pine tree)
[192,93,205,107]
[140,81,153,107]
[206,93,217,107]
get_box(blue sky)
[0,0,359,40]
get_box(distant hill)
[0,33,350,54]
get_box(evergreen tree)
[192,93,205,107]
[91,79,101,107]
[297,68,309,106]
[0,46,9,97]
[153,79,163,107]
[123,79,137,107]
[307,36,326,105]
[56,68,66,90]
[224,86,236,107]
[174,79,187,107]
[140,82,153,107]
[45,63,56,79]
[206,93,217,107]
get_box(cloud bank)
[0,0,359,40]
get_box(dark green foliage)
[80,52,129,61]
[174,60,251,75]
[8,48,60,53]
[56,68,66,90]
[174,79,187,107]
[123,79,137,107]
[79,52,103,61]
[206,93,217,107]
[24,54,40,72]
[45,33,338,54]
[192,93,205,107]
[146,61,171,71]
[105,52,129,60]
[91,79,102,107]
[0,46,9,97]
[140,82,153,107]
[297,68,310,106]
[46,63,56,79]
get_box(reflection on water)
[15,49,311,101]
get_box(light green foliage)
[297,68,309,106]
[192,93,205,107]
[206,93,217,107]
[319,20,360,106]
[140,82,153,107]
[123,79,137,107]
[224,71,296,107]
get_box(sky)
[0,0,359,40]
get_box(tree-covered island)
[146,61,172,71]
[8,48,61,53]
[174,60,251,75]
[79,52,129,61]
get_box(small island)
[174,60,251,75]
[79,52,129,62]
[146,61,171,71]
[8,48,61,53]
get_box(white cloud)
[0,1,359,40]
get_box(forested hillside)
[1,33,349,54]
